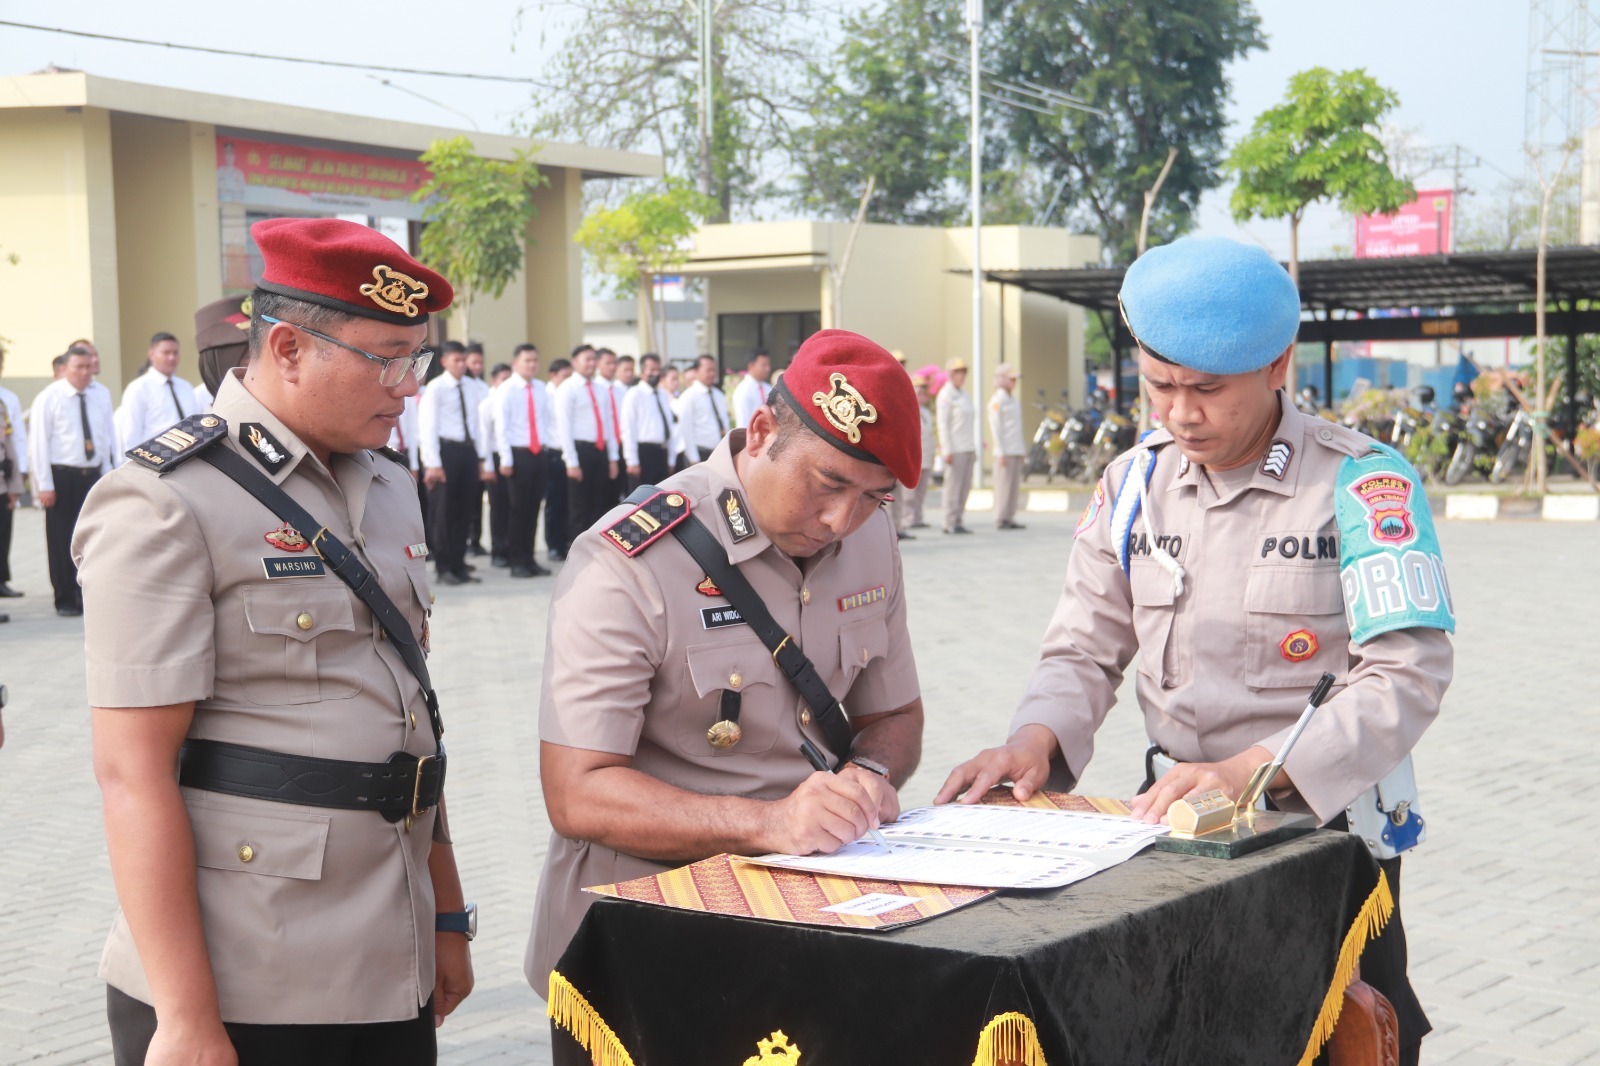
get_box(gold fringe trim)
[547,970,637,1066]
[1295,868,1395,1066]
[971,1011,1049,1066]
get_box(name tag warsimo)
[262,557,328,579]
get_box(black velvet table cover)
[551,830,1381,1065]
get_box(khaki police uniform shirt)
[72,371,440,1025]
[527,430,921,986]
[936,382,974,456]
[1012,391,1453,823]
[988,388,1026,456]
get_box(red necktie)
[585,380,607,448]
[525,382,542,451]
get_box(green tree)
[1228,67,1414,282]
[522,0,812,222]
[789,0,967,224]
[987,0,1265,260]
[574,181,716,353]
[414,136,547,340]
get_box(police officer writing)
[937,238,1452,1065]
[527,330,925,987]
[77,218,473,1066]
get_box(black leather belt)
[179,739,446,823]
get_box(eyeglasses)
[260,315,434,387]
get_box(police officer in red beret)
[76,218,474,1064]
[526,328,927,987]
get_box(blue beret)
[1119,237,1300,375]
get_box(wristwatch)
[847,756,891,779]
[435,902,477,940]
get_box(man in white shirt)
[114,332,197,450]
[481,363,514,566]
[29,347,115,614]
[616,355,637,388]
[988,363,1027,531]
[555,345,620,542]
[620,352,682,490]
[674,355,730,464]
[936,358,976,535]
[493,344,555,577]
[419,343,491,585]
[0,342,28,599]
[730,351,772,428]
[595,348,628,505]
[543,358,575,560]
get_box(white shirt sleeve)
[418,380,443,469]
[28,390,54,493]
[556,379,579,468]
[477,389,497,465]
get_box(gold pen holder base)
[1155,808,1318,859]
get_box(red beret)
[772,329,922,487]
[251,217,453,325]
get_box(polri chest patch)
[240,422,290,473]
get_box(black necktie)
[78,391,95,461]
[652,388,670,443]
[167,377,186,419]
[457,381,475,446]
[708,388,724,435]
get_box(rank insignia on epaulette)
[601,490,690,557]
[125,414,228,472]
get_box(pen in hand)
[800,740,894,851]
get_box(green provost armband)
[1335,444,1456,643]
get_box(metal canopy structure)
[984,246,1600,421]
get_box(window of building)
[716,311,821,373]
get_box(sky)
[0,0,1552,260]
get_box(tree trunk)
[1288,212,1301,287]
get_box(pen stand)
[1155,787,1317,859]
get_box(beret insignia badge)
[359,264,430,318]
[811,372,878,444]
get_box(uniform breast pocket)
[678,638,780,757]
[1243,567,1350,691]
[240,583,362,706]
[1129,564,1180,688]
[838,615,889,689]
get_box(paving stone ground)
[0,501,1594,1065]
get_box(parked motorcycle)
[1054,403,1101,482]
[1025,391,1066,480]
[1086,408,1137,484]
[1444,402,1508,486]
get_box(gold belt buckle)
[411,754,436,817]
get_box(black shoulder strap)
[625,485,854,763]
[201,446,443,746]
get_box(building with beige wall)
[0,71,660,406]
[679,221,1099,451]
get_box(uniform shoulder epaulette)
[125,414,229,473]
[1304,414,1372,459]
[600,489,692,557]
[374,446,410,469]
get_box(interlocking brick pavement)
[0,503,1593,1064]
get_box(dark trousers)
[467,475,485,551]
[507,447,547,569]
[0,495,12,584]
[46,465,98,609]
[109,985,436,1066]
[544,450,569,555]
[487,461,510,559]
[427,440,478,579]
[566,440,612,543]
[632,442,671,491]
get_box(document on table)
[738,804,1170,890]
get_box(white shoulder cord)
[1135,451,1186,599]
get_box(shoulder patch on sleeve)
[600,489,691,557]
[124,414,229,473]
[1336,443,1456,643]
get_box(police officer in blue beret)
[942,237,1455,1064]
